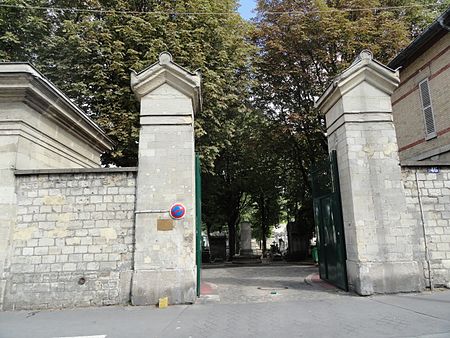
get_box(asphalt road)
[1,264,450,338]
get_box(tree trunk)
[262,227,267,255]
[260,193,268,256]
[226,196,241,261]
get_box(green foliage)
[0,0,254,168]
[251,0,448,240]
[0,0,50,62]
[2,0,448,258]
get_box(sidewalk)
[1,288,450,338]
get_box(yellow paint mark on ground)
[158,297,168,308]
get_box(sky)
[238,0,257,20]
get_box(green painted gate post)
[195,154,202,297]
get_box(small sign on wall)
[427,167,440,174]
[157,219,174,231]
[169,203,186,220]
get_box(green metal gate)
[311,150,348,291]
[195,154,202,297]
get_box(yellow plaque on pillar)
[157,219,174,231]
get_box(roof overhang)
[388,6,450,69]
[0,63,114,153]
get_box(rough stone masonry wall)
[402,167,450,288]
[4,171,136,310]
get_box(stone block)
[94,253,109,261]
[346,260,424,295]
[39,238,54,247]
[50,263,62,272]
[68,254,82,262]
[88,246,102,254]
[100,262,116,270]
[48,246,61,255]
[22,247,34,256]
[61,246,74,254]
[107,187,118,195]
[66,237,80,245]
[74,246,88,254]
[80,237,93,245]
[90,195,103,203]
[42,255,56,264]
[62,263,77,272]
[83,254,94,261]
[34,246,49,255]
[131,269,196,306]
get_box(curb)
[197,282,220,304]
[304,273,338,290]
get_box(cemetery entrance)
[311,151,348,291]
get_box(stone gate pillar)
[130,53,201,305]
[316,51,423,295]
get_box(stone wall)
[402,166,450,288]
[3,170,136,310]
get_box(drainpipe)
[415,169,434,291]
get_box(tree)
[239,113,283,254]
[0,0,50,62]
[0,0,254,168]
[251,0,448,256]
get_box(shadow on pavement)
[200,262,352,304]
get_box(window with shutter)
[419,79,436,139]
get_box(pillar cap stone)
[315,50,400,114]
[130,52,202,113]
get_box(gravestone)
[233,222,261,264]
[240,222,253,255]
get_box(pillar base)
[131,269,196,305]
[347,260,424,295]
[232,253,262,264]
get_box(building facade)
[389,8,450,164]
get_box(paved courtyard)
[200,262,344,303]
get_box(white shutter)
[419,79,436,139]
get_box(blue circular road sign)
[170,203,186,220]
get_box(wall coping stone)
[401,161,450,167]
[0,62,115,153]
[130,52,202,113]
[315,50,400,113]
[15,167,137,175]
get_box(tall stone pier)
[130,53,201,305]
[316,51,423,295]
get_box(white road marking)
[54,335,107,338]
